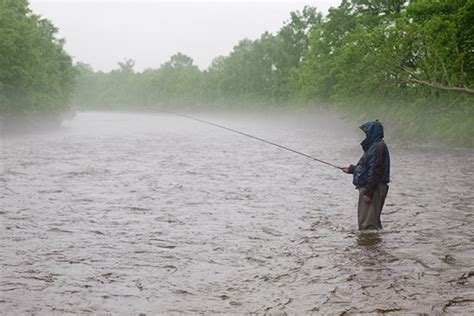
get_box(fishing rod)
[160,110,342,170]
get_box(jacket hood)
[360,120,384,151]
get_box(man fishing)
[342,120,390,230]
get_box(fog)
[2,111,473,314]
[29,0,339,71]
[2,1,474,314]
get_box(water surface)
[1,111,473,314]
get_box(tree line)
[0,0,76,118]
[1,0,472,144]
[73,0,473,144]
[72,6,323,109]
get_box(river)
[1,111,473,314]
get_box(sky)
[29,1,341,72]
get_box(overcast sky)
[29,1,341,71]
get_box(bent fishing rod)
[160,110,342,170]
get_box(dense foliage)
[72,0,473,144]
[0,0,76,117]
[72,6,322,109]
[292,0,474,144]
[1,0,472,144]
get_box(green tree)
[0,0,76,117]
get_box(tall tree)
[0,0,76,116]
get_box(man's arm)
[348,164,356,174]
[342,157,362,174]
[341,164,356,173]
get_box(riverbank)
[0,111,76,135]
[331,97,474,147]
[69,100,474,148]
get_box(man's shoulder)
[376,141,390,159]
[369,140,384,150]
[375,140,388,150]
[367,141,388,156]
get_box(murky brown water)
[1,111,473,314]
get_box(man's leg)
[358,185,386,230]
[379,183,389,212]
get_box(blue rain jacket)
[349,120,390,198]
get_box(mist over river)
[1,111,473,314]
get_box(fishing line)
[161,110,341,170]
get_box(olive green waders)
[358,183,389,230]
